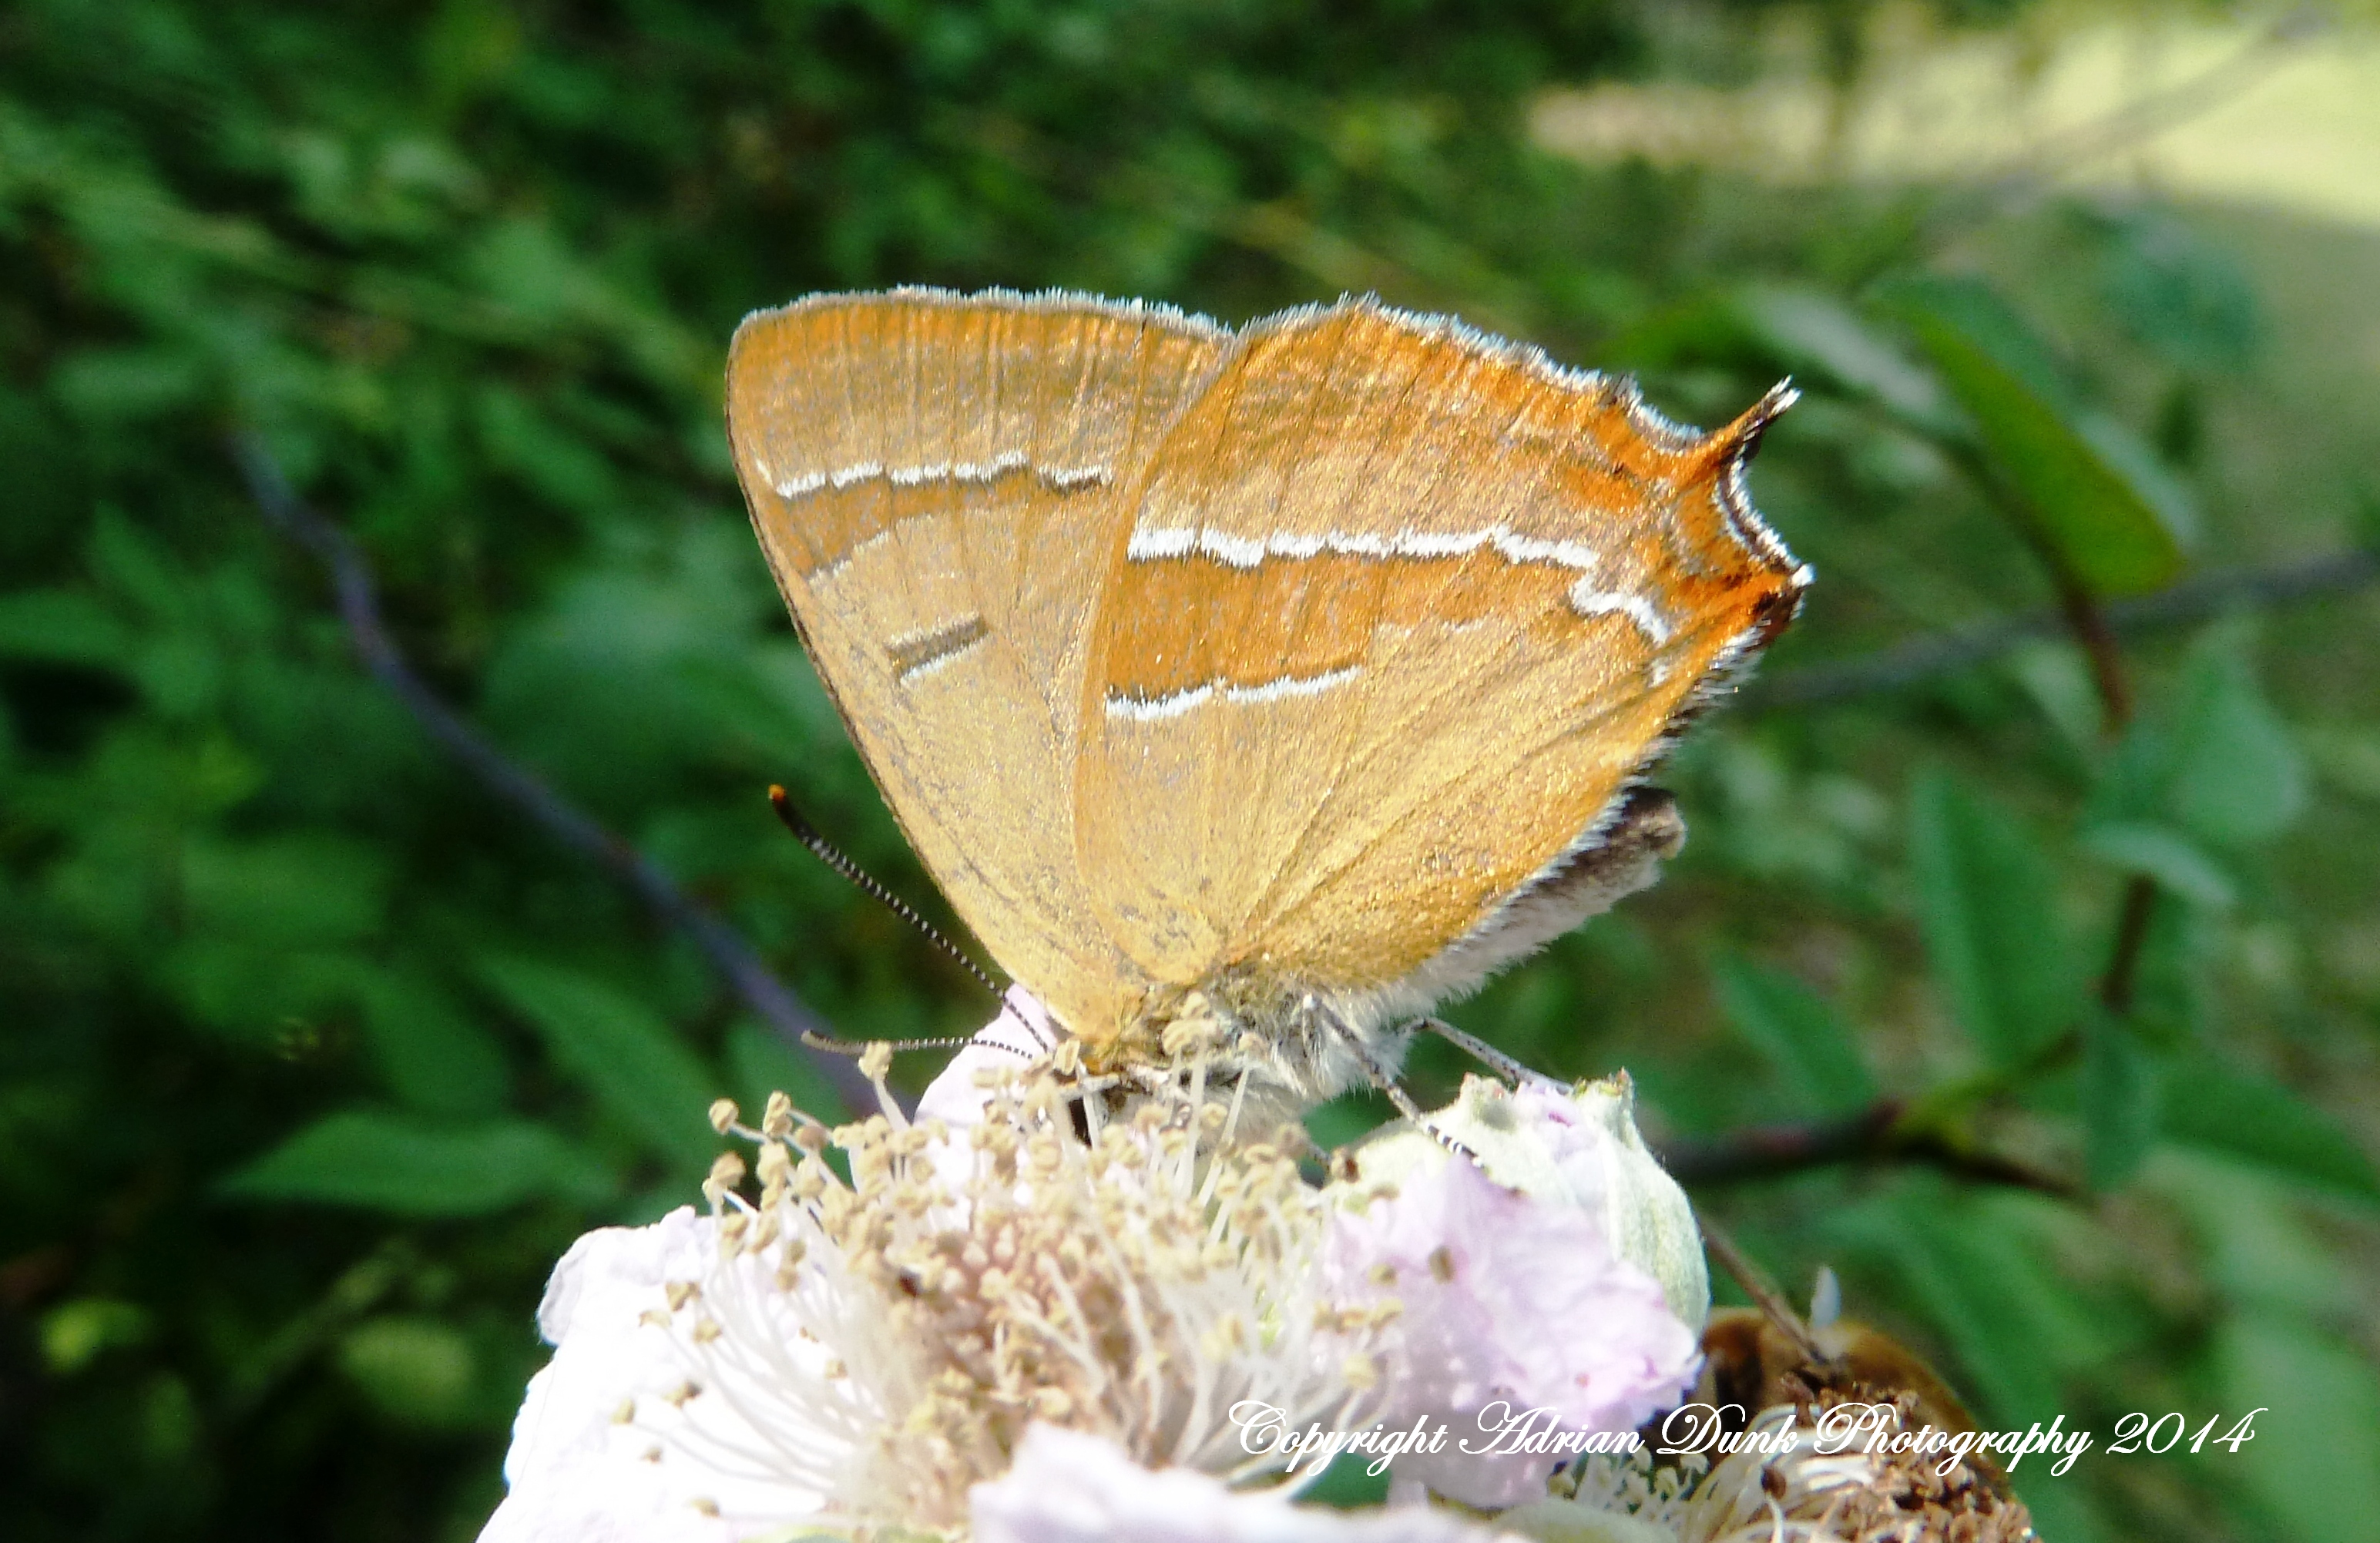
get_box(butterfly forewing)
[727,291,1228,1037]
[1076,299,1804,995]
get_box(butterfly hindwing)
[1074,298,1803,998]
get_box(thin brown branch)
[2048,569,2135,729]
[2043,512,2161,1020]
[231,435,875,1113]
[1746,546,2379,714]
[1661,1102,1902,1185]
[2099,875,2160,1016]
[1658,1101,2079,1198]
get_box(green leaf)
[2002,639,2103,757]
[178,834,391,947]
[475,378,622,518]
[2303,722,2380,803]
[85,507,190,625]
[2212,1313,2380,1543]
[477,954,723,1171]
[1710,954,1877,1113]
[51,346,207,424]
[1839,1186,2077,1426]
[2095,207,2261,374]
[2128,897,2210,1045]
[2166,630,2308,847]
[222,1111,613,1215]
[39,1299,153,1374]
[337,1317,479,1429]
[2079,820,2237,908]
[478,526,803,812]
[1732,284,1949,428]
[1304,1090,1395,1153]
[1887,275,2191,596]
[1908,771,2079,1068]
[166,941,367,1041]
[354,968,513,1119]
[0,587,133,666]
[2078,1006,2157,1189]
[2351,476,2380,554]
[2153,1152,2357,1318]
[2090,628,2307,852]
[1304,1450,1394,1510]
[2160,1051,2380,1209]
[2004,1470,2106,1543]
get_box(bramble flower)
[1323,1076,1706,1508]
[1334,1073,1708,1330]
[479,1206,825,1543]
[480,1006,1720,1540]
[483,1005,1391,1539]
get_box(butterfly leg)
[1305,997,1477,1161]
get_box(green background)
[4,2,2377,1538]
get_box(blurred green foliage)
[4,2,2378,1541]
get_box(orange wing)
[1073,298,1804,1001]
[727,289,1227,1040]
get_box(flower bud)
[1336,1072,1707,1330]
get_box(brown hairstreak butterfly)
[727,289,1804,1105]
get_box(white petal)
[915,989,1056,1128]
[480,1210,830,1543]
[971,1426,1519,1543]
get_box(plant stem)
[1747,546,2378,713]
[1661,1102,2078,1196]
[2100,876,2159,1015]
[2049,570,2135,728]
[233,436,876,1113]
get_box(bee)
[1696,1307,1985,1447]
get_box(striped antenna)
[768,786,1003,999]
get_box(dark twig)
[1659,1102,2079,1198]
[1746,547,2380,714]
[2049,569,2134,729]
[2099,877,2160,1017]
[1661,1103,1902,1186]
[231,436,874,1112]
[1704,439,2263,1196]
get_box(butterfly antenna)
[806,1031,981,1055]
[1412,1016,1565,1091]
[768,786,1003,998]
